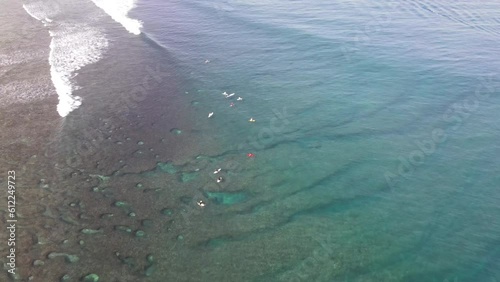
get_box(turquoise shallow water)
[131,0,500,280]
[5,0,500,280]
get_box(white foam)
[22,1,59,22]
[22,2,109,117]
[22,4,42,21]
[48,23,108,117]
[0,78,53,105]
[0,49,44,67]
[90,0,143,35]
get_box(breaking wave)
[90,0,143,35]
[22,1,108,117]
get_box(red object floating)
[247,153,255,158]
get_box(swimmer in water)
[217,176,224,183]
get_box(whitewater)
[90,0,143,35]
[22,0,108,117]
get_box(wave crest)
[23,2,109,117]
[49,24,108,116]
[90,0,143,35]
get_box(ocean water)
[2,0,500,281]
